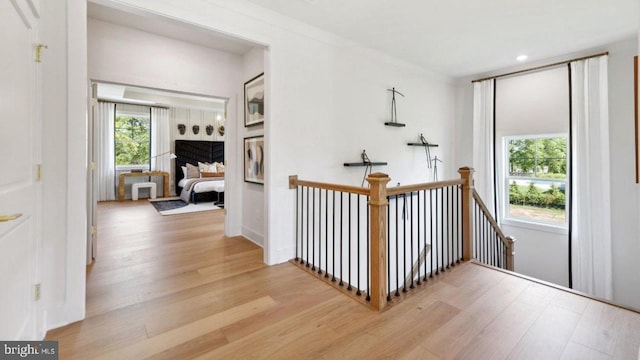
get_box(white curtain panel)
[151,107,171,173]
[96,102,116,201]
[472,79,496,217]
[570,56,612,300]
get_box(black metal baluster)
[446,186,450,269]
[348,194,352,291]
[481,205,484,263]
[295,186,299,261]
[339,192,344,286]
[456,186,460,263]
[439,187,444,272]
[356,195,361,296]
[417,190,422,285]
[484,213,488,264]
[332,191,336,282]
[306,186,310,266]
[403,193,408,293]
[312,188,316,271]
[395,195,400,296]
[387,198,391,302]
[423,190,428,282]
[431,189,435,277]
[493,231,497,267]
[367,196,370,301]
[449,186,454,267]
[486,216,489,266]
[322,191,327,273]
[460,186,464,263]
[317,189,322,274]
[474,202,477,262]
[480,205,483,263]
[410,192,415,289]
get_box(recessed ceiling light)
[516,55,528,62]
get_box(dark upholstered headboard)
[174,140,224,192]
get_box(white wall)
[241,47,266,246]
[88,17,244,235]
[608,39,640,308]
[104,0,457,266]
[454,37,640,308]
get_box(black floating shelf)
[384,122,406,127]
[344,162,388,167]
[407,142,439,147]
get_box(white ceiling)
[96,83,226,111]
[245,0,638,77]
[88,2,256,55]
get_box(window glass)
[505,136,567,226]
[114,114,151,167]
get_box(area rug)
[150,198,221,216]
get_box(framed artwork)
[244,135,264,184]
[244,73,265,127]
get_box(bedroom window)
[504,135,568,227]
[114,112,151,170]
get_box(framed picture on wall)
[244,135,265,184]
[244,73,264,127]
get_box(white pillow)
[198,161,217,173]
[181,166,188,179]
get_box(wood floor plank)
[456,287,546,360]
[507,305,581,360]
[95,296,277,360]
[421,275,529,359]
[570,300,622,356]
[561,341,612,360]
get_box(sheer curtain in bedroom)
[96,101,116,201]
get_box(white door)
[0,0,41,340]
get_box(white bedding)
[179,178,224,193]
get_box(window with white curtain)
[495,66,570,231]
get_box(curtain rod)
[471,51,609,83]
[97,98,170,109]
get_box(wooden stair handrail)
[289,175,370,195]
[386,179,464,196]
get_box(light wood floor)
[46,201,640,359]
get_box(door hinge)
[91,226,97,235]
[35,43,48,63]
[35,164,42,181]
[91,162,97,171]
[91,98,98,106]
[34,283,41,301]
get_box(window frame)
[113,111,152,172]
[500,133,569,233]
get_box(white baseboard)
[241,226,264,247]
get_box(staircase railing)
[472,189,516,270]
[289,167,514,311]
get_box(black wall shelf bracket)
[407,142,438,147]
[344,162,388,167]
[385,122,406,127]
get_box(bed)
[174,140,225,204]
